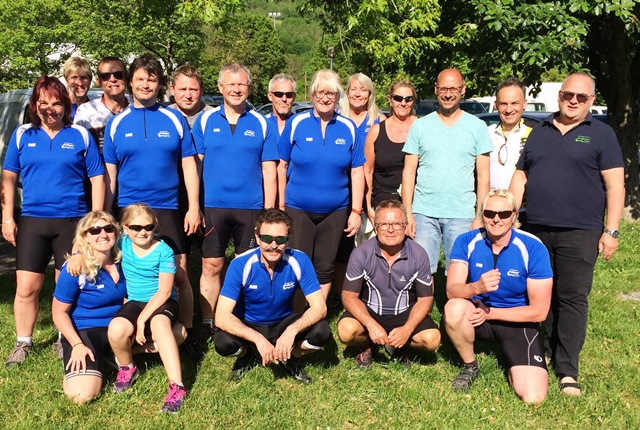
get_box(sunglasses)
[128,224,156,232]
[390,95,414,103]
[86,224,116,235]
[98,71,125,81]
[271,91,295,99]
[559,91,593,104]
[483,210,515,220]
[258,234,288,245]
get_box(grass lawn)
[0,222,639,429]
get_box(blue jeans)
[413,214,473,274]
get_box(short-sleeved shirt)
[193,106,278,210]
[265,111,293,137]
[120,235,177,302]
[53,262,126,330]
[279,110,365,213]
[515,113,624,230]
[220,247,321,325]
[343,237,433,315]
[403,112,492,218]
[103,103,196,209]
[488,120,532,190]
[449,228,553,308]
[168,102,213,130]
[2,124,104,218]
[74,96,129,152]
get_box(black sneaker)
[181,336,205,363]
[356,345,374,369]
[281,357,312,384]
[390,347,411,369]
[452,364,480,391]
[230,349,256,382]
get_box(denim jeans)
[413,214,473,274]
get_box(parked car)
[414,99,487,117]
[475,112,607,126]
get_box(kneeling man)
[444,190,552,404]
[214,209,331,383]
[338,200,441,367]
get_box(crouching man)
[444,190,552,404]
[214,209,331,383]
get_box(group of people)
[0,51,624,410]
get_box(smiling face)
[256,222,288,267]
[83,219,117,254]
[347,79,370,113]
[435,69,465,114]
[68,71,91,102]
[171,74,203,116]
[388,85,415,119]
[558,74,595,124]
[218,70,250,110]
[98,60,126,100]
[495,85,526,130]
[36,90,65,131]
[123,214,156,249]
[374,207,407,249]
[482,195,516,241]
[130,68,160,108]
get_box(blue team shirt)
[220,248,321,325]
[53,262,126,330]
[103,104,196,209]
[278,111,365,213]
[449,228,553,308]
[193,106,278,209]
[2,124,104,217]
[264,112,293,137]
[120,235,177,302]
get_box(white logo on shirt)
[61,142,75,150]
[399,275,406,282]
[158,131,171,138]
[249,284,258,289]
[335,138,346,145]
[475,263,483,268]
[507,269,520,277]
[213,128,221,133]
[28,142,36,147]
[244,130,255,137]
[306,137,313,141]
[96,284,105,289]
[125,132,133,137]
[282,281,295,290]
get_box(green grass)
[1,222,640,429]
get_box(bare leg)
[151,315,182,383]
[14,271,45,337]
[108,317,135,366]
[175,254,194,329]
[200,256,224,324]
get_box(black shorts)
[16,216,80,272]
[340,304,438,337]
[153,209,189,255]
[113,299,180,341]
[474,320,547,369]
[62,327,110,379]
[214,313,332,357]
[201,208,259,258]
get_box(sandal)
[559,380,582,396]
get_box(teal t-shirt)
[120,235,177,302]
[403,111,492,218]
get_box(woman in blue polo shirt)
[278,69,366,300]
[2,76,105,367]
[52,211,125,404]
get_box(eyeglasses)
[482,210,515,219]
[314,91,337,100]
[375,222,407,231]
[271,91,295,99]
[86,224,116,235]
[258,234,288,245]
[436,86,463,94]
[559,91,593,104]
[98,71,125,81]
[390,95,414,103]
[128,224,156,232]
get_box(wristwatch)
[603,229,620,238]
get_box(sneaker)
[52,339,63,360]
[181,336,205,363]
[452,364,480,391]
[230,349,256,382]
[6,341,32,368]
[281,357,312,384]
[161,382,187,413]
[113,365,139,393]
[356,345,374,369]
[390,347,411,369]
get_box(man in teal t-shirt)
[402,68,492,274]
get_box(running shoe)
[161,382,187,413]
[6,341,32,368]
[281,357,312,384]
[452,364,480,391]
[230,349,256,382]
[356,345,374,369]
[113,364,139,393]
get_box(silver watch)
[603,229,620,238]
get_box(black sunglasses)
[128,224,156,232]
[86,224,116,235]
[559,91,592,104]
[258,234,288,245]
[483,210,515,220]
[271,91,295,99]
[391,95,414,103]
[98,71,125,81]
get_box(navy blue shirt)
[516,114,623,230]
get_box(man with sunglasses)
[510,73,625,396]
[337,200,440,368]
[402,68,492,275]
[74,57,129,153]
[444,190,553,403]
[213,209,331,384]
[265,74,297,135]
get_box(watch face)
[606,229,620,238]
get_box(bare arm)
[262,160,277,209]
[345,165,365,237]
[1,170,18,246]
[342,289,388,346]
[445,260,500,299]
[277,159,288,211]
[508,169,528,209]
[364,124,379,223]
[104,163,118,213]
[599,167,625,260]
[135,271,174,345]
[480,278,552,323]
[274,290,327,361]
[89,175,105,211]
[181,155,201,235]
[388,295,433,348]
[472,153,490,229]
[52,298,95,373]
[401,154,419,238]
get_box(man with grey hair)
[510,72,625,396]
[192,62,278,340]
[266,73,297,135]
